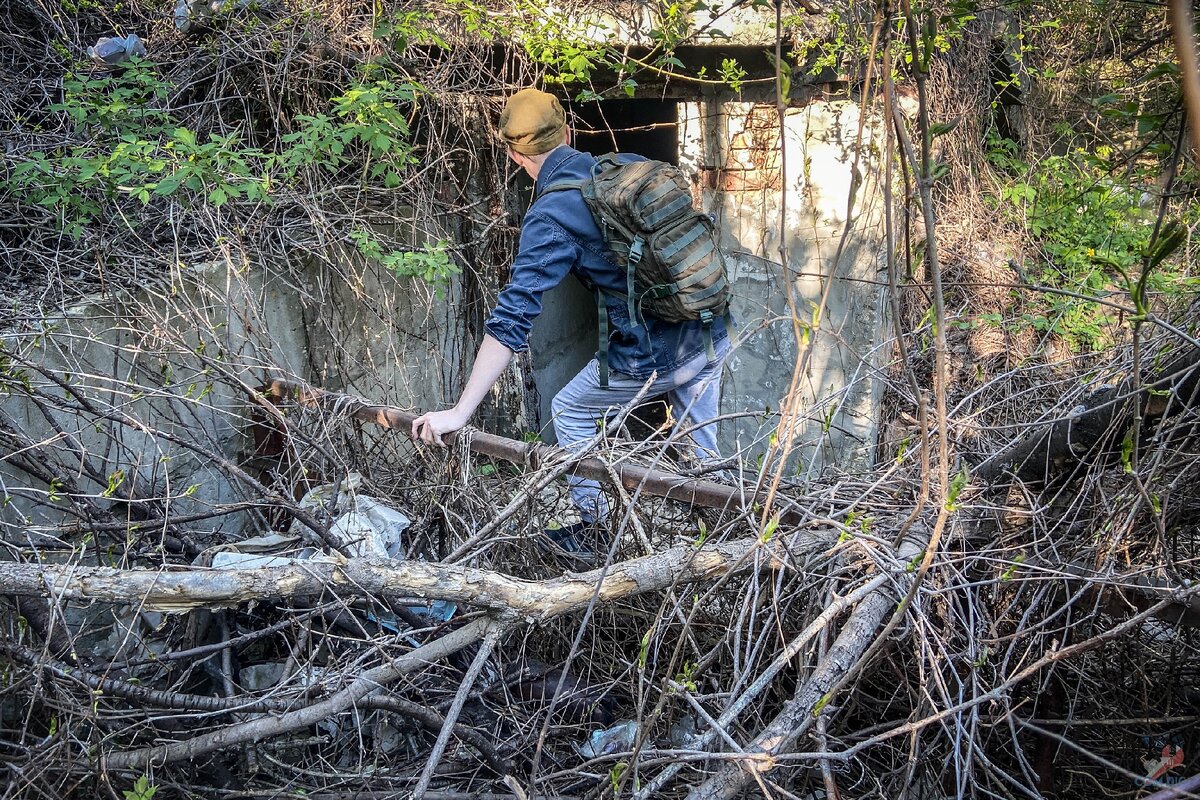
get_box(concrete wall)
[685,98,890,474]
[295,241,465,410]
[0,253,462,544]
[1,261,288,542]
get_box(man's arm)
[413,210,577,446]
[411,334,514,446]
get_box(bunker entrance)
[568,99,680,164]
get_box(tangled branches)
[0,0,521,328]
[3,1,1200,799]
[3,290,1200,798]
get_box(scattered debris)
[86,35,146,67]
[212,476,455,626]
[174,0,256,34]
[578,719,639,759]
[210,547,332,569]
[290,473,411,559]
[238,662,286,691]
[575,712,697,759]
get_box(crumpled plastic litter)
[213,473,455,626]
[577,713,697,759]
[578,719,639,759]
[210,547,333,570]
[87,35,147,67]
[174,0,255,34]
[289,473,410,560]
[668,712,697,747]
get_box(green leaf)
[1137,113,1166,138]
[610,762,627,792]
[637,627,653,670]
[970,644,990,668]
[1145,221,1185,271]
[122,774,157,800]
[929,119,959,137]
[999,553,1025,581]
[760,513,780,542]
[1120,430,1134,473]
[1144,62,1179,80]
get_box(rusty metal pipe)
[261,378,762,517]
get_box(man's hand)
[411,407,469,447]
[411,334,513,447]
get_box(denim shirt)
[484,146,729,379]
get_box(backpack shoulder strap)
[593,152,623,171]
[538,178,585,198]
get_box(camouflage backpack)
[542,153,731,385]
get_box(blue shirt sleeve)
[484,210,581,353]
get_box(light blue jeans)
[551,338,730,523]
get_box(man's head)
[499,88,568,178]
[499,88,566,155]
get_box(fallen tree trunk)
[260,378,781,519]
[687,534,927,800]
[0,528,833,618]
[973,346,1200,482]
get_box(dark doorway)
[567,99,679,164]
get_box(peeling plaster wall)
[678,97,890,474]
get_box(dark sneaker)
[541,521,598,567]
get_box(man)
[411,87,730,555]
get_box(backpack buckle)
[628,237,644,265]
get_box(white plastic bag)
[290,473,411,559]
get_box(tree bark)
[973,347,1200,482]
[0,528,834,618]
[1170,0,1200,162]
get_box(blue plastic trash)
[87,35,147,67]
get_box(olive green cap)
[499,88,567,155]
